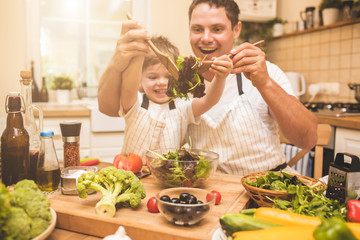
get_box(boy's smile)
[142,63,171,104]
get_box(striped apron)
[188,74,286,176]
[121,95,188,161]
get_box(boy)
[119,35,232,160]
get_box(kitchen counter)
[32,102,360,130]
[33,102,91,118]
[317,115,360,130]
[47,163,249,240]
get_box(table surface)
[47,165,249,240]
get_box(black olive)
[196,200,203,204]
[160,195,171,202]
[186,195,197,204]
[171,197,180,203]
[179,192,190,202]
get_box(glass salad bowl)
[156,187,215,225]
[145,148,219,187]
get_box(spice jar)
[60,121,81,168]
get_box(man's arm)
[97,20,150,116]
[230,42,317,149]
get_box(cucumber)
[220,213,279,236]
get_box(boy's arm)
[120,56,144,114]
[97,19,150,116]
[192,55,232,118]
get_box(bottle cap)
[40,130,54,137]
[6,93,22,112]
[60,121,82,137]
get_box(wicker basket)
[241,171,327,207]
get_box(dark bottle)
[30,60,40,102]
[1,93,30,186]
[39,77,49,102]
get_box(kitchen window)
[26,0,149,98]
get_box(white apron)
[188,74,286,176]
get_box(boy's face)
[141,63,171,104]
[189,3,241,61]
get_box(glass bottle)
[30,60,40,102]
[40,76,49,102]
[36,130,60,192]
[20,70,44,181]
[60,121,81,168]
[1,92,30,186]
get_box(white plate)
[212,227,227,240]
[33,208,57,240]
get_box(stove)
[305,102,360,117]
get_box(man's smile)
[199,47,217,55]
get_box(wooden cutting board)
[49,165,249,240]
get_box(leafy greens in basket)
[147,147,212,187]
[246,171,346,219]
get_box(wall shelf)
[274,18,360,39]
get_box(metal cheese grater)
[326,152,360,203]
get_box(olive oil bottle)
[36,130,60,192]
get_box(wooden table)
[47,171,249,240]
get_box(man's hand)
[110,20,151,73]
[230,42,269,88]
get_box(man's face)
[189,3,241,61]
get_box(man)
[98,0,318,176]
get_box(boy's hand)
[209,55,233,80]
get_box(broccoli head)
[10,181,51,221]
[2,207,31,240]
[0,181,10,239]
[30,217,51,239]
[77,166,146,217]
[0,180,52,240]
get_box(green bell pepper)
[313,217,357,240]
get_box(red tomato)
[206,190,221,205]
[113,153,143,174]
[147,196,159,213]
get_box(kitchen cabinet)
[90,132,124,163]
[42,116,124,164]
[334,127,360,157]
[35,103,126,164]
[42,117,91,166]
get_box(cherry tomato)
[206,190,221,205]
[147,196,159,213]
[113,153,143,174]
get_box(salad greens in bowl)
[145,148,218,187]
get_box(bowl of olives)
[155,187,215,226]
